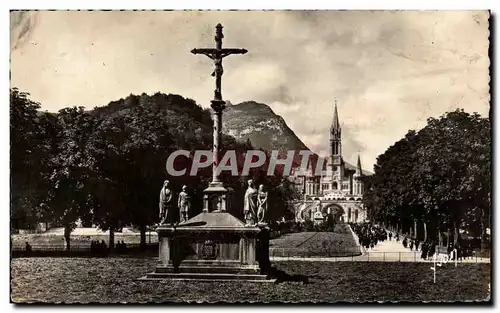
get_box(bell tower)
[329,99,343,190]
[353,154,364,196]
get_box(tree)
[416,110,491,246]
[46,107,97,250]
[10,88,57,231]
[363,109,490,249]
[89,93,215,249]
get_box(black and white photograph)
[9,9,492,303]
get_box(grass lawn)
[11,257,489,303]
[270,225,360,257]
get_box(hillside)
[89,94,369,174]
[223,101,371,175]
[90,92,213,127]
[223,101,310,153]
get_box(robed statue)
[178,185,191,222]
[244,179,258,225]
[159,180,173,224]
[257,184,268,223]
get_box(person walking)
[421,242,429,260]
[25,242,32,254]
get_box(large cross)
[191,24,248,212]
[191,23,247,103]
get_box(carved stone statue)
[257,184,268,223]
[178,185,191,222]
[159,180,173,224]
[315,200,322,213]
[243,179,258,225]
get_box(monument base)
[140,263,270,282]
[140,212,274,282]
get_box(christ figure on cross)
[191,23,248,102]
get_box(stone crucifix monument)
[191,23,248,213]
[141,24,272,282]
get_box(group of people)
[350,223,388,250]
[115,240,128,252]
[419,241,475,261]
[402,237,420,251]
[418,241,436,260]
[22,240,129,256]
[389,232,438,259]
[90,240,128,255]
[90,240,108,256]
[393,233,476,261]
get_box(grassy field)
[10,257,490,303]
[270,224,360,257]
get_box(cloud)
[10,11,490,171]
[10,11,39,50]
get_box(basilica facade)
[291,101,368,224]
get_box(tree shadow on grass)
[266,265,311,284]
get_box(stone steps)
[140,271,273,282]
[155,265,261,274]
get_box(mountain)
[223,101,310,153]
[88,94,370,174]
[223,100,372,175]
[89,96,307,155]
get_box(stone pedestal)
[141,24,264,283]
[203,183,228,213]
[140,212,273,282]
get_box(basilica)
[290,101,368,224]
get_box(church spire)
[331,99,340,133]
[355,154,363,176]
[329,98,342,168]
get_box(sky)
[10,10,490,171]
